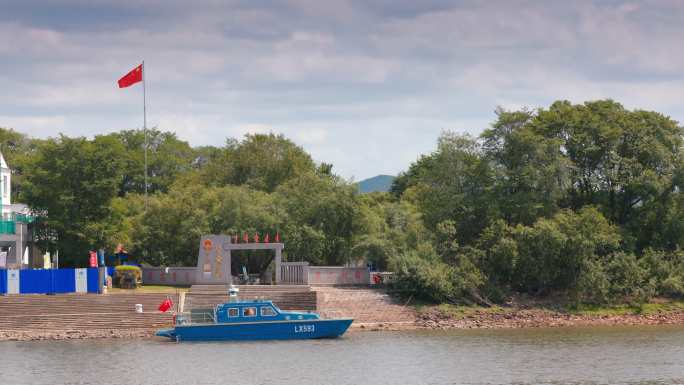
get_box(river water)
[1,326,683,385]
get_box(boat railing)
[316,309,347,319]
[175,308,216,325]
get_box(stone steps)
[0,294,175,331]
[0,287,417,331]
[314,287,416,323]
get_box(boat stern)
[333,318,354,337]
[155,328,177,339]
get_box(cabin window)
[243,307,256,317]
[261,306,276,316]
[228,308,238,317]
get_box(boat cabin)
[179,300,319,325]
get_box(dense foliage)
[2,99,684,305]
[390,100,684,304]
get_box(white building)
[0,151,33,268]
[1,152,11,218]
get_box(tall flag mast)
[117,62,148,210]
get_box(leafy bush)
[390,244,485,304]
[605,252,654,303]
[390,249,456,303]
[639,249,684,297]
[574,259,610,304]
[113,265,142,288]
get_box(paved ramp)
[314,287,416,324]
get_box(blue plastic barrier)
[52,268,77,293]
[0,268,102,295]
[87,268,99,293]
[20,269,51,294]
[19,269,77,294]
[0,269,6,294]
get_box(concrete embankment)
[1,288,683,341]
[313,286,417,330]
[0,293,175,341]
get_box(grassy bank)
[566,300,684,317]
[416,299,684,319]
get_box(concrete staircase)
[0,294,175,331]
[314,287,416,324]
[0,287,416,333]
[186,285,316,311]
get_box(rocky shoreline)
[3,309,683,341]
[0,305,684,341]
[412,307,684,330]
[0,329,158,342]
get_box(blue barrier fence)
[0,269,6,294]
[0,268,100,294]
[87,268,99,293]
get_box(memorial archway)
[194,234,284,285]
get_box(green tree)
[23,135,125,265]
[482,108,568,225]
[202,133,316,192]
[0,127,43,201]
[276,172,361,265]
[532,100,683,251]
[107,129,196,195]
[398,133,497,245]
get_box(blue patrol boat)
[155,286,352,342]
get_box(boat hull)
[156,319,353,341]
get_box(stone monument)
[194,234,284,285]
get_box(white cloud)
[2,1,684,179]
[0,115,67,137]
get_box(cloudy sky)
[1,0,683,180]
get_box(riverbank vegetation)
[390,100,684,306]
[2,99,684,306]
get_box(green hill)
[357,175,395,193]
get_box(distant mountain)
[357,174,395,193]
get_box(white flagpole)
[143,60,148,211]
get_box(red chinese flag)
[158,298,173,312]
[118,64,143,88]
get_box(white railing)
[280,262,309,284]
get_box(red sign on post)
[89,251,97,267]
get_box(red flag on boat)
[264,233,270,243]
[253,233,260,243]
[243,232,249,243]
[118,63,143,88]
[275,232,281,242]
[158,297,173,312]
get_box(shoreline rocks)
[2,303,683,341]
[413,307,684,330]
[0,329,158,342]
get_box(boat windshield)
[261,306,277,316]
